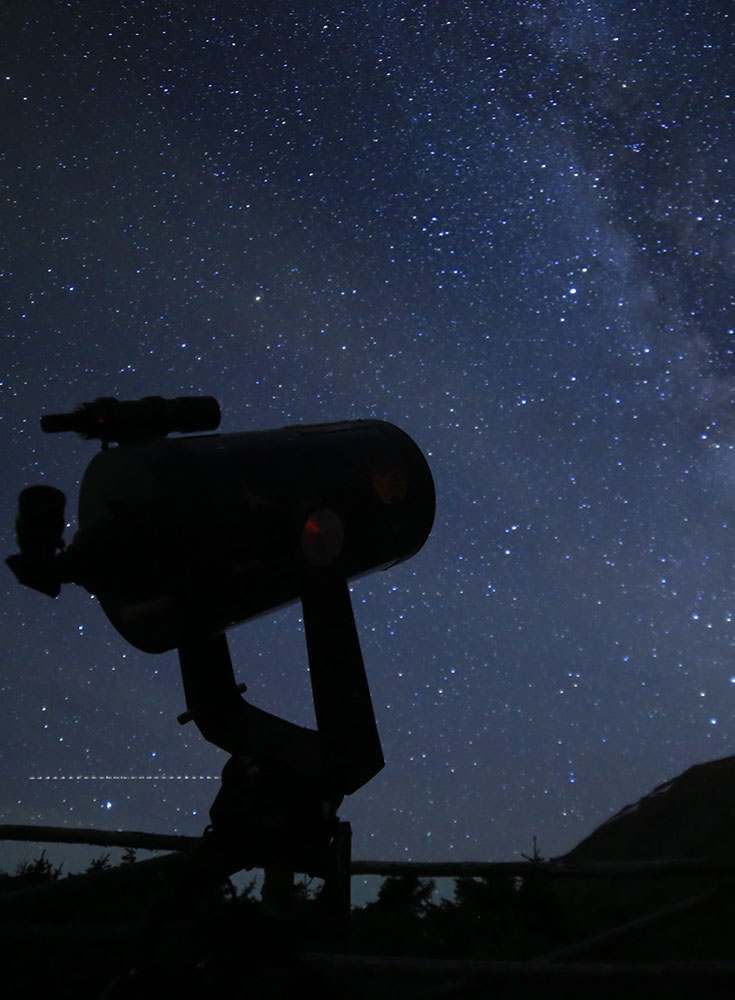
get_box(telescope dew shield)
[70,420,435,653]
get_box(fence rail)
[2,824,735,878]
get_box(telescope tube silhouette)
[69,418,434,654]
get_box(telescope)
[7,396,435,883]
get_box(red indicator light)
[301,508,344,567]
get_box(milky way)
[1,2,734,868]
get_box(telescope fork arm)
[177,634,324,780]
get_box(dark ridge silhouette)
[562,755,735,862]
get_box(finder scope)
[40,394,221,444]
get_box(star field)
[1,2,734,867]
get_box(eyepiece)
[6,485,67,597]
[15,485,66,558]
[40,412,83,434]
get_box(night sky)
[2,2,734,871]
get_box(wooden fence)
[3,823,735,994]
[2,823,735,879]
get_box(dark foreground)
[3,853,735,998]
